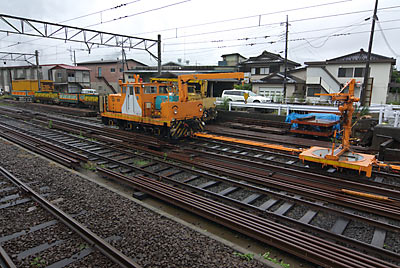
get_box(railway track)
[0,111,399,267]
[0,166,140,268]
[182,138,400,194]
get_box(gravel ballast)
[0,139,271,268]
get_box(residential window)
[270,65,280,73]
[354,67,366,77]
[98,86,103,92]
[251,68,256,75]
[260,67,269,75]
[122,86,126,94]
[67,73,75,78]
[135,87,140,94]
[129,86,134,95]
[120,68,123,72]
[338,68,353,77]
[98,67,102,76]
[307,87,321,97]
[110,68,116,73]
[128,75,134,79]
[57,72,62,78]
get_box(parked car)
[221,89,271,103]
[81,88,98,95]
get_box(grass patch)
[233,252,254,261]
[132,158,150,166]
[82,161,97,171]
[262,252,290,268]
[30,256,46,267]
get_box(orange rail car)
[100,74,205,139]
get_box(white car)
[221,89,271,103]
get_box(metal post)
[394,111,399,127]
[278,106,281,116]
[283,15,289,103]
[73,50,76,66]
[379,106,383,124]
[157,34,162,76]
[286,105,289,115]
[360,0,378,106]
[35,50,41,91]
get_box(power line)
[162,26,400,54]
[60,0,142,23]
[162,5,400,40]
[377,21,400,57]
[0,0,188,52]
[85,0,192,28]
[162,18,400,47]
[132,0,352,36]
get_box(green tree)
[234,83,252,91]
[390,68,400,104]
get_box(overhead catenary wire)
[0,0,190,52]
[59,0,142,23]
[131,0,352,35]
[84,0,192,28]
[162,18,400,47]
[162,26,400,54]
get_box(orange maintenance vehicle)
[100,72,244,139]
[299,79,376,177]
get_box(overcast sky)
[0,0,399,68]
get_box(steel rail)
[1,115,400,263]
[185,140,400,193]
[0,166,141,268]
[0,245,16,268]
[190,156,400,219]
[184,147,400,198]
[98,168,397,268]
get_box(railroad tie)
[371,218,388,248]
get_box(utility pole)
[73,50,76,66]
[121,46,125,82]
[157,34,162,76]
[35,50,41,91]
[360,0,378,106]
[283,15,289,103]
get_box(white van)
[221,89,271,103]
[81,89,98,95]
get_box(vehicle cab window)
[144,86,157,94]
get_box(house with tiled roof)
[49,64,91,93]
[305,49,396,104]
[238,50,301,99]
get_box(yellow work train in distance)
[100,74,205,139]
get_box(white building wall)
[252,84,295,101]
[324,63,392,104]
[290,69,306,81]
[306,67,341,93]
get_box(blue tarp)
[286,112,341,137]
